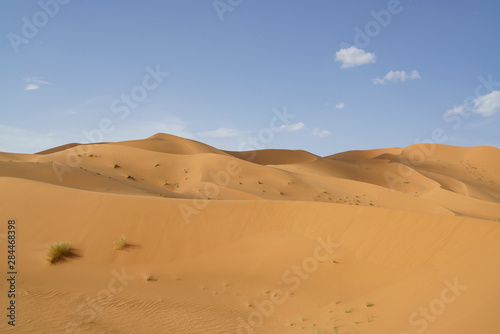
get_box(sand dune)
[225,149,319,165]
[1,134,499,333]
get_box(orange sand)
[1,134,499,333]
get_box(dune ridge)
[1,134,499,333]
[2,134,498,220]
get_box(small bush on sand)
[47,242,71,264]
[114,236,128,250]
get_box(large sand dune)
[1,134,499,333]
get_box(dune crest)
[1,134,499,333]
[2,134,497,220]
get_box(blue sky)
[1,0,499,155]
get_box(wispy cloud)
[197,127,243,138]
[335,46,376,68]
[446,106,465,116]
[446,90,500,117]
[335,103,345,110]
[0,125,62,153]
[372,70,421,85]
[312,128,332,137]
[24,84,41,91]
[280,122,305,132]
[23,77,51,91]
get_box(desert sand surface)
[1,133,500,333]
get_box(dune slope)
[1,134,499,333]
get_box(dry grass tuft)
[47,242,71,264]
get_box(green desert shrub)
[47,242,71,264]
[114,236,128,250]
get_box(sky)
[1,0,499,156]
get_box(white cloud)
[197,127,242,138]
[335,46,376,68]
[280,122,305,132]
[446,105,466,116]
[25,78,50,85]
[312,128,332,138]
[24,84,41,91]
[372,70,421,85]
[23,77,50,91]
[446,90,500,117]
[335,103,345,109]
[473,90,500,116]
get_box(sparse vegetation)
[344,308,353,313]
[127,175,136,181]
[145,274,153,281]
[47,242,71,264]
[154,163,160,167]
[258,180,262,184]
[366,301,374,307]
[114,236,128,250]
